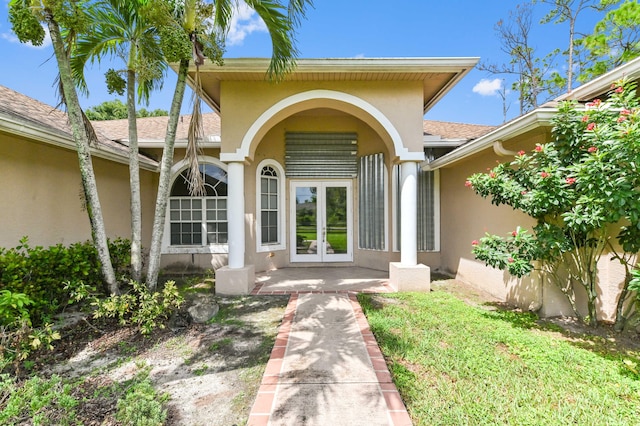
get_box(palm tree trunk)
[127,68,142,283]
[146,59,190,291]
[44,10,118,294]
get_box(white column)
[400,161,418,266]
[227,161,245,269]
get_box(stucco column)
[389,160,429,292]
[400,161,418,266]
[227,161,245,269]
[216,160,254,295]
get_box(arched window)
[256,159,285,252]
[169,163,228,246]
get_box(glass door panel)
[294,185,320,260]
[324,186,348,256]
[291,181,352,263]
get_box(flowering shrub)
[467,79,640,327]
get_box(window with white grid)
[169,164,228,246]
[256,160,286,252]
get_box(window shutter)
[285,132,358,178]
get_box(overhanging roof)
[556,56,640,102]
[173,57,479,114]
[423,108,558,171]
[0,85,158,171]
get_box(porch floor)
[251,267,394,295]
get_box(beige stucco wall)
[439,128,629,321]
[437,130,567,313]
[219,80,425,160]
[0,136,157,249]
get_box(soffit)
[175,57,479,114]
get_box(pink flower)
[472,240,479,246]
[621,109,632,116]
[587,122,596,131]
[540,171,550,178]
[465,180,473,188]
[588,146,598,153]
[508,257,515,263]
[489,172,496,178]
[511,231,517,237]
[586,99,602,108]
[618,116,626,123]
[581,115,589,122]
[521,191,527,195]
[615,86,624,94]
[565,177,576,185]
[535,145,543,152]
[517,150,526,156]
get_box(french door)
[290,181,353,262]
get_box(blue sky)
[0,1,606,125]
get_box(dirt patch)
[18,294,289,426]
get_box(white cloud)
[472,78,503,97]
[1,24,51,50]
[227,1,267,46]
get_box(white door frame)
[290,180,353,263]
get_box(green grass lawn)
[358,291,640,425]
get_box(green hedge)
[0,237,131,324]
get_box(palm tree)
[145,0,314,290]
[8,0,119,293]
[71,0,165,282]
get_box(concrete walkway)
[252,267,394,295]
[247,292,412,425]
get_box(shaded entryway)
[252,267,393,295]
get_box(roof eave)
[422,108,558,171]
[172,57,481,114]
[1,115,159,172]
[423,60,477,114]
[556,57,640,102]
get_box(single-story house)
[95,57,489,293]
[3,56,639,321]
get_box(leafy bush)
[116,378,168,426]
[0,237,131,324]
[0,372,168,425]
[467,79,640,327]
[0,374,78,425]
[0,290,34,326]
[69,280,184,335]
[1,320,61,375]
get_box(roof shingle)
[423,120,496,140]
[0,85,155,166]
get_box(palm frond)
[244,0,298,81]
[288,0,314,28]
